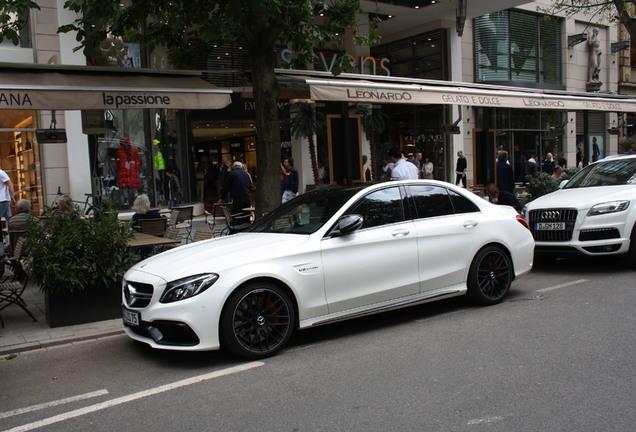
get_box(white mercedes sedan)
[122,180,534,359]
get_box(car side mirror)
[329,214,364,237]
[559,179,569,189]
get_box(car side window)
[407,185,455,218]
[448,189,480,214]
[347,187,405,229]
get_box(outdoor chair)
[204,203,227,234]
[219,205,252,236]
[0,237,37,327]
[138,217,167,237]
[168,207,193,243]
[193,229,215,242]
[154,227,181,253]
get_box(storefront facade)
[2,0,634,213]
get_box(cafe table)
[128,232,181,259]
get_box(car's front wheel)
[622,227,636,270]
[467,246,512,305]
[221,282,295,359]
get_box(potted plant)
[23,201,135,327]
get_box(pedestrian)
[282,157,299,203]
[524,154,538,184]
[557,152,567,168]
[362,155,371,182]
[218,157,232,203]
[542,153,555,175]
[165,166,182,209]
[496,151,521,211]
[422,156,434,179]
[0,167,16,221]
[455,151,467,187]
[220,161,253,216]
[388,147,418,180]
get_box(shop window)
[474,10,562,88]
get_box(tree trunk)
[308,135,320,184]
[249,47,282,217]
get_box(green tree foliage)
[56,0,379,215]
[0,0,39,45]
[538,0,636,42]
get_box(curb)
[0,328,125,357]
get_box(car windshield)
[248,186,366,234]
[564,158,636,188]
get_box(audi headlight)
[587,200,630,216]
[160,273,219,303]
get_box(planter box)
[45,285,122,328]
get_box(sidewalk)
[0,214,220,357]
[0,281,125,356]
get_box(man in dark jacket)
[220,161,252,216]
[496,151,521,211]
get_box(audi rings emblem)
[541,210,561,220]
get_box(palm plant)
[290,101,325,185]
[358,106,388,181]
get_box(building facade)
[1,0,634,215]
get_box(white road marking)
[3,362,264,432]
[467,416,504,425]
[0,390,109,420]
[537,279,590,293]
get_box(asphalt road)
[1,256,635,431]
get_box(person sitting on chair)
[131,194,161,231]
[8,199,33,232]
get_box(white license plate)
[535,222,565,231]
[122,308,140,326]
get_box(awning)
[304,76,636,113]
[0,64,232,110]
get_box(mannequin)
[152,139,165,202]
[116,137,140,205]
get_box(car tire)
[622,228,636,270]
[467,246,512,305]
[220,282,295,359]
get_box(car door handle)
[391,229,410,237]
[463,220,479,229]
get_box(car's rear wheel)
[221,282,295,359]
[467,246,512,305]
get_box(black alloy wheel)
[467,246,512,305]
[221,283,295,359]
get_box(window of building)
[371,29,448,80]
[474,10,562,89]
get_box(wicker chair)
[0,237,37,327]
[193,229,215,242]
[168,207,193,243]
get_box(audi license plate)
[122,308,140,326]
[535,222,565,231]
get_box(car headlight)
[587,200,630,216]
[160,273,219,303]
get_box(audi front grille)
[528,209,578,242]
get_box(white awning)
[0,64,232,110]
[305,77,636,113]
